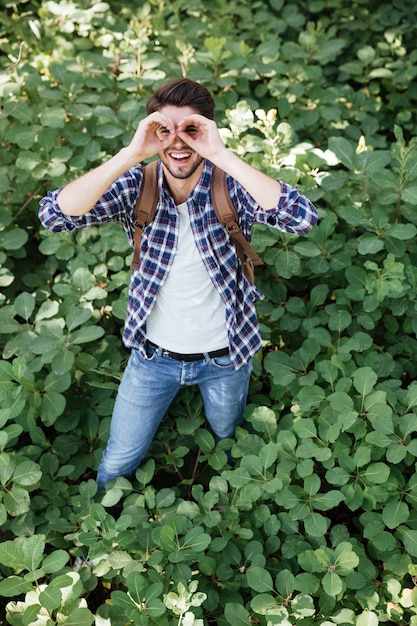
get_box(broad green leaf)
[328,136,356,170]
[291,592,316,618]
[70,325,105,345]
[156,488,176,509]
[0,575,33,597]
[181,527,211,553]
[40,107,67,128]
[22,605,43,624]
[4,486,31,516]
[0,540,25,568]
[293,418,317,439]
[14,292,36,320]
[21,534,46,571]
[398,527,417,557]
[224,602,252,625]
[304,512,329,537]
[12,460,42,487]
[313,490,345,511]
[40,391,66,425]
[51,349,75,375]
[363,462,390,485]
[42,550,69,574]
[297,385,326,410]
[275,569,295,596]
[250,406,278,436]
[59,607,94,626]
[264,350,298,386]
[39,585,62,611]
[135,458,155,485]
[328,309,352,332]
[246,566,274,593]
[352,367,377,396]
[66,306,93,331]
[0,227,28,250]
[250,593,282,615]
[356,611,379,626]
[322,571,343,596]
[108,550,134,570]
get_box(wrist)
[119,146,147,169]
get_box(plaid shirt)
[39,160,317,369]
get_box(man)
[39,78,318,491]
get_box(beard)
[160,153,204,180]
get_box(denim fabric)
[96,344,252,490]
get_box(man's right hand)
[127,112,176,163]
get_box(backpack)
[131,160,263,283]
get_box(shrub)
[2,0,417,624]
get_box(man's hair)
[146,78,215,120]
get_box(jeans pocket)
[211,354,233,369]
[144,342,158,360]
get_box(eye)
[159,127,170,135]
[185,125,198,135]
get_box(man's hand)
[127,111,177,162]
[176,114,227,161]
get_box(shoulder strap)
[131,160,159,270]
[211,165,264,274]
[131,162,264,279]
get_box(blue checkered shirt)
[39,160,317,369]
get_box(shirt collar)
[157,159,214,204]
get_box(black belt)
[146,340,229,362]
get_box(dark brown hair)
[146,78,215,120]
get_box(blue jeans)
[96,344,252,491]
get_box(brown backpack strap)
[131,160,160,270]
[211,165,264,275]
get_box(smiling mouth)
[169,151,192,163]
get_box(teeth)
[171,152,191,159]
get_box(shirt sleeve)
[231,178,318,236]
[263,181,318,235]
[38,167,142,235]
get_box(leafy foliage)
[2,0,417,624]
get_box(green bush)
[2,0,417,624]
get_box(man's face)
[156,105,204,180]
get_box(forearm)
[211,148,282,211]
[57,147,144,216]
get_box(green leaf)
[382,500,409,529]
[328,136,356,170]
[13,460,42,487]
[224,602,252,625]
[42,550,69,573]
[0,576,33,597]
[39,585,62,611]
[264,350,298,386]
[4,486,31,516]
[0,540,25,568]
[246,566,274,593]
[0,227,28,250]
[39,107,67,128]
[59,607,94,626]
[322,571,343,596]
[70,325,105,345]
[363,462,390,485]
[356,611,379,626]
[352,367,378,396]
[14,292,36,320]
[21,534,46,571]
[398,527,417,557]
[40,391,66,425]
[293,418,317,439]
[304,512,329,537]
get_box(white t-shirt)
[146,202,229,353]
